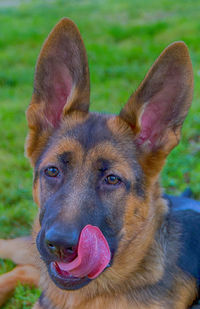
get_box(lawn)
[0,0,200,307]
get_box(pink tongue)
[57,225,111,279]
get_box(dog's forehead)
[57,112,137,157]
[39,112,138,167]
[63,112,115,149]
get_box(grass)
[0,0,199,307]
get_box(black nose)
[45,226,79,261]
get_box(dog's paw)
[12,265,40,286]
[0,264,40,307]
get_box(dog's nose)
[45,226,79,261]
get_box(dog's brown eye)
[44,167,59,177]
[105,175,121,185]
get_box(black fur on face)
[34,112,145,289]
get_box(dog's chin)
[48,261,91,290]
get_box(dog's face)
[26,19,193,291]
[34,111,143,290]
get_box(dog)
[0,18,200,309]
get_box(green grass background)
[0,0,199,307]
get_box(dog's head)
[26,18,193,291]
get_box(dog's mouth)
[48,225,111,290]
[49,261,90,290]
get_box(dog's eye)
[105,175,121,185]
[44,167,59,177]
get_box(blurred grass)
[0,0,199,307]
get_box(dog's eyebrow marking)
[57,151,72,165]
[96,153,145,197]
[96,158,132,192]
[37,138,84,169]
[97,158,111,172]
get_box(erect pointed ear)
[26,18,90,163]
[120,42,193,176]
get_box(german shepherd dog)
[0,18,200,309]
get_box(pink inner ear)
[136,79,179,148]
[137,99,167,147]
[44,65,73,127]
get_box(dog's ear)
[26,18,90,163]
[120,42,193,176]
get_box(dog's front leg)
[0,236,40,306]
[0,264,40,306]
[0,236,35,265]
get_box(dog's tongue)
[57,225,111,279]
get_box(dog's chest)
[60,298,162,309]
[42,293,174,309]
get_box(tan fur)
[0,18,196,309]
[0,237,40,306]
[0,265,39,306]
